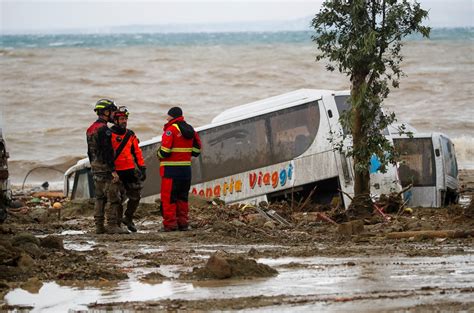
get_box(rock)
[0,280,9,292]
[11,233,40,247]
[248,247,258,257]
[29,208,50,223]
[227,256,278,278]
[0,241,21,266]
[20,277,43,293]
[212,220,233,232]
[246,214,267,225]
[229,219,246,227]
[18,242,42,258]
[205,255,232,279]
[263,221,276,229]
[140,272,167,284]
[292,212,319,222]
[17,253,35,270]
[337,220,364,237]
[10,200,25,208]
[212,198,226,206]
[40,236,63,250]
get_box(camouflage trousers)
[93,175,122,227]
[117,181,142,226]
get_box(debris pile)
[6,189,67,224]
[181,251,278,280]
[0,230,127,296]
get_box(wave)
[120,68,145,76]
[452,136,474,170]
[1,28,472,49]
[8,156,84,184]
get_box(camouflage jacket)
[86,118,115,175]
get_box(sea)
[0,28,473,185]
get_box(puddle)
[138,220,158,226]
[64,240,96,251]
[135,243,283,256]
[35,230,86,239]
[60,230,86,236]
[5,252,473,312]
[131,265,182,279]
[5,280,193,312]
[138,245,165,253]
[137,229,153,234]
[136,220,160,233]
[193,244,286,254]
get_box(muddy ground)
[0,169,473,312]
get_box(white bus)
[391,125,459,207]
[65,89,402,208]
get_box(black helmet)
[94,99,118,112]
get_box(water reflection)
[5,252,474,312]
[63,240,96,251]
[6,280,194,312]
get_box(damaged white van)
[65,89,402,208]
[391,125,459,207]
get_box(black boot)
[122,217,137,233]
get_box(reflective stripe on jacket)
[157,116,201,178]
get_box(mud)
[182,251,279,280]
[1,170,473,311]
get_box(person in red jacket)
[157,107,201,231]
[110,106,146,232]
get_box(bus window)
[198,101,319,182]
[334,95,389,136]
[440,136,458,178]
[199,116,271,181]
[335,95,350,115]
[269,101,319,161]
[394,138,436,187]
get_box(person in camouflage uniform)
[86,99,128,234]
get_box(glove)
[139,167,147,181]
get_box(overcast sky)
[1,0,473,33]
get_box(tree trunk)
[351,73,371,197]
[347,73,373,219]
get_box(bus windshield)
[394,138,436,187]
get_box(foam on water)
[452,136,474,169]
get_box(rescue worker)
[157,107,201,231]
[110,106,146,232]
[86,99,128,234]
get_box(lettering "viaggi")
[191,163,294,198]
[249,163,293,189]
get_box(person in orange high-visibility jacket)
[111,106,146,233]
[157,107,201,231]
